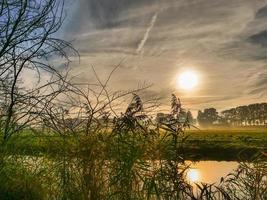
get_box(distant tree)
[248,104,257,125]
[236,105,249,126]
[220,103,267,126]
[221,110,231,125]
[259,103,267,125]
[197,110,204,126]
[197,108,218,127]
[229,108,237,126]
[178,109,187,121]
[199,103,267,127]
[186,110,194,124]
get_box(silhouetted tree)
[0,0,75,142]
[186,110,194,124]
[218,103,267,126]
[197,108,218,127]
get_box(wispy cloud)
[136,12,158,55]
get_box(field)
[4,127,267,161]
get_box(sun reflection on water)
[185,161,239,185]
[186,168,200,183]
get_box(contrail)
[136,13,158,55]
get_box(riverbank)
[2,128,266,161]
[182,128,267,160]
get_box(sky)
[61,0,267,114]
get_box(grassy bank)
[182,128,267,160]
[2,128,266,161]
[0,128,266,199]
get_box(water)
[186,161,239,184]
[18,156,239,185]
[6,156,254,199]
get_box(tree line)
[197,103,267,127]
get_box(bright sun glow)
[177,71,199,90]
[187,169,200,183]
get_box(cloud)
[255,4,267,18]
[249,30,267,46]
[62,0,267,110]
[246,69,267,97]
[136,12,158,55]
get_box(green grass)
[1,128,266,161]
[0,128,266,199]
[0,161,45,200]
[181,128,267,160]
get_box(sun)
[177,71,199,90]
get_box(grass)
[0,128,265,199]
[0,160,45,200]
[181,128,267,160]
[2,127,266,161]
